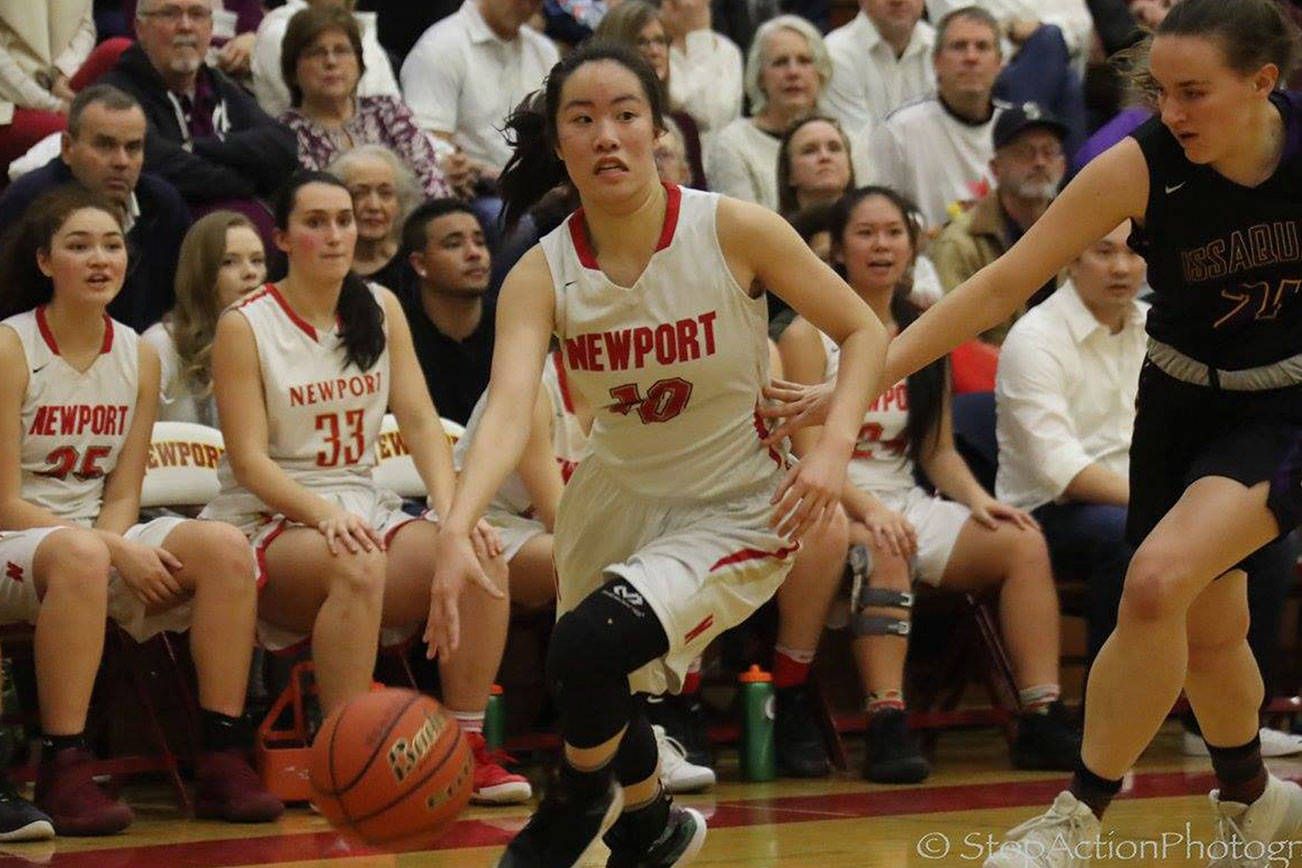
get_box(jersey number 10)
[608,378,694,424]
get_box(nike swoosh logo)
[30,364,46,375]
[1165,181,1186,194]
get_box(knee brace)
[613,704,659,787]
[545,579,671,749]
[850,586,914,638]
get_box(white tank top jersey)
[457,349,589,518]
[540,185,784,501]
[5,308,139,525]
[209,283,391,516]
[820,331,913,495]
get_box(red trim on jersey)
[684,614,714,644]
[253,518,289,595]
[752,406,784,468]
[709,543,798,573]
[35,306,58,354]
[266,284,318,341]
[551,349,575,413]
[34,307,114,356]
[567,183,683,271]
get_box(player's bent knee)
[1119,547,1190,623]
[328,549,387,600]
[190,522,257,586]
[39,529,111,597]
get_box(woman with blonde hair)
[142,212,267,427]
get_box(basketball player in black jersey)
[764,0,1302,863]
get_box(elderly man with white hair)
[99,0,297,207]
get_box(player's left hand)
[968,495,1040,532]
[759,379,834,446]
[470,518,503,561]
[770,444,846,540]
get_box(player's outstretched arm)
[717,197,888,540]
[516,388,565,533]
[427,247,554,659]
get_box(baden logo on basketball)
[386,710,447,783]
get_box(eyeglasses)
[1003,143,1065,162]
[302,44,358,63]
[139,4,213,23]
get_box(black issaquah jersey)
[1128,90,1302,370]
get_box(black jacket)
[0,158,191,332]
[99,44,297,203]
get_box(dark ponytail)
[0,185,124,319]
[829,185,945,463]
[274,170,385,372]
[498,40,667,231]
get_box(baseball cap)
[993,102,1068,150]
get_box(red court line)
[0,769,1223,867]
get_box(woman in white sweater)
[705,15,831,212]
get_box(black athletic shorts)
[1127,360,1302,549]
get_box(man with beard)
[99,0,296,210]
[399,198,496,426]
[930,102,1068,344]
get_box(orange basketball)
[309,689,473,849]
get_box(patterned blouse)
[282,95,453,198]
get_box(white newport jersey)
[821,331,912,495]
[456,349,588,517]
[5,308,138,525]
[209,284,391,517]
[540,185,783,500]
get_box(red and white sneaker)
[466,732,532,805]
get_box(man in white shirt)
[823,0,934,134]
[924,0,1093,65]
[400,0,558,178]
[864,6,1004,229]
[996,222,1302,757]
[660,0,743,145]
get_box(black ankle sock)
[200,709,246,752]
[40,732,85,758]
[1068,759,1123,820]
[559,756,613,801]
[617,787,671,851]
[1208,734,1268,805]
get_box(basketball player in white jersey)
[428,44,888,867]
[202,171,529,805]
[779,187,1078,785]
[0,186,282,837]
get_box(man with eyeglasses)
[99,0,296,213]
[929,102,1069,345]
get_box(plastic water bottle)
[739,665,775,781]
[484,684,505,749]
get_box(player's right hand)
[316,508,382,556]
[861,505,917,559]
[115,540,185,607]
[425,528,494,660]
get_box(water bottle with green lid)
[484,683,505,749]
[739,664,775,781]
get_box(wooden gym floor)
[0,722,1292,867]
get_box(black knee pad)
[546,579,670,749]
[613,704,659,787]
